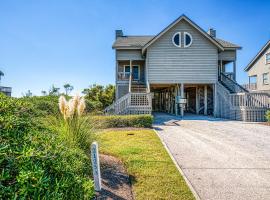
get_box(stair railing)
[220,72,249,93]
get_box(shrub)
[91,114,153,128]
[0,94,94,199]
[21,95,59,117]
[266,110,270,122]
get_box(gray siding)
[218,50,236,61]
[146,20,218,84]
[116,50,144,60]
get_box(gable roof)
[244,40,270,72]
[113,36,240,50]
[141,15,224,53]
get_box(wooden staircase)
[131,83,147,93]
[217,74,270,122]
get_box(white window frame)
[184,32,193,48]
[172,32,181,47]
[266,53,270,64]
[262,72,269,85]
[124,65,140,80]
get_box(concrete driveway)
[154,112,270,200]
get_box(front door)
[132,66,139,80]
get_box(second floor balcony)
[0,86,12,96]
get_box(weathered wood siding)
[116,50,144,60]
[218,50,236,61]
[146,20,218,84]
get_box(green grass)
[98,129,195,200]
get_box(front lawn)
[98,129,195,200]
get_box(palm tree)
[63,83,74,95]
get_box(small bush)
[92,114,153,128]
[266,110,270,122]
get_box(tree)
[49,85,60,96]
[63,83,74,95]
[41,90,47,96]
[22,90,33,97]
[83,84,115,111]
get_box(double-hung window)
[262,73,269,85]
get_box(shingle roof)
[112,36,154,48]
[215,38,241,49]
[113,35,241,49]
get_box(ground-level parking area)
[154,112,270,200]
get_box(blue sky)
[0,0,270,97]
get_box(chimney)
[115,30,123,39]
[207,28,216,38]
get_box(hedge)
[0,94,94,199]
[92,114,153,128]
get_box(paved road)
[154,112,270,200]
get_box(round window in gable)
[184,32,193,47]
[172,32,181,47]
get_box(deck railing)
[242,83,257,91]
[216,82,270,122]
[104,92,152,115]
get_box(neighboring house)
[0,70,12,96]
[105,15,270,122]
[244,40,270,93]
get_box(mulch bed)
[95,154,134,200]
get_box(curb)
[154,129,201,200]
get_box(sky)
[0,0,270,97]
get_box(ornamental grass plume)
[58,95,67,116]
[58,94,92,150]
[77,97,86,116]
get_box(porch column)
[213,83,217,117]
[175,84,178,115]
[196,86,199,114]
[233,61,236,81]
[204,85,207,115]
[128,60,133,92]
[180,83,184,117]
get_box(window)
[184,32,193,47]
[124,66,130,77]
[172,32,181,47]
[124,65,140,80]
[263,73,269,85]
[266,53,270,64]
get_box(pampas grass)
[55,94,95,150]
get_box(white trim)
[266,52,270,64]
[184,32,193,48]
[262,72,269,85]
[172,32,181,47]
